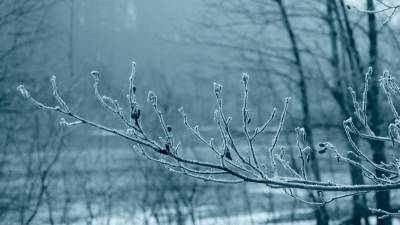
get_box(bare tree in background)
[17,56,400,224]
[9,1,400,225]
[0,1,66,224]
[184,0,400,224]
[129,157,205,225]
[0,0,58,114]
[1,112,65,225]
[366,1,391,224]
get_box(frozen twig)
[369,207,400,219]
[16,64,400,195]
[268,98,290,176]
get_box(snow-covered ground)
[69,211,400,225]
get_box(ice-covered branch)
[16,63,400,195]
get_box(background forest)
[2,0,400,225]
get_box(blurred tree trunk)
[366,1,392,225]
[338,0,363,80]
[274,0,329,224]
[242,184,255,225]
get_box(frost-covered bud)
[302,146,313,162]
[91,70,100,79]
[127,87,137,99]
[335,154,341,162]
[17,85,30,98]
[223,147,232,160]
[213,82,223,98]
[131,61,136,75]
[380,70,400,95]
[367,66,372,76]
[147,91,157,106]
[210,138,214,147]
[126,128,135,135]
[59,118,81,126]
[178,107,188,124]
[131,102,141,121]
[295,127,306,143]
[178,107,185,116]
[59,118,68,126]
[102,96,117,108]
[317,142,334,154]
[213,109,220,122]
[278,147,285,160]
[242,73,249,85]
[129,62,136,86]
[302,146,313,154]
[296,127,305,135]
[50,75,57,86]
[388,122,400,146]
[343,118,357,133]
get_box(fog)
[2,1,400,225]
